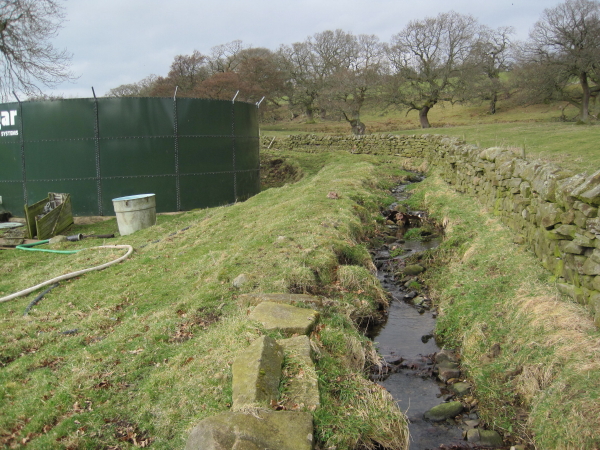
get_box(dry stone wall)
[261,134,434,158]
[263,134,600,327]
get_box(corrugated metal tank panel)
[0,97,260,216]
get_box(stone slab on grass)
[278,335,320,410]
[232,335,284,410]
[185,411,314,450]
[238,293,323,309]
[249,301,319,336]
[278,335,314,365]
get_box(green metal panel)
[101,177,177,214]
[178,137,233,174]
[236,170,261,201]
[100,137,175,177]
[177,98,232,136]
[27,180,98,216]
[98,97,174,137]
[22,99,95,140]
[0,182,24,213]
[25,140,96,180]
[235,137,260,171]
[179,173,235,210]
[0,97,259,216]
[233,102,259,137]
[0,142,21,180]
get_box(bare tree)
[387,11,480,128]
[167,50,209,92]
[278,41,324,120]
[519,0,600,121]
[193,72,241,100]
[105,75,159,97]
[0,0,74,99]
[194,47,286,105]
[234,47,286,103]
[319,33,386,134]
[208,40,246,74]
[310,29,356,76]
[469,26,514,114]
[280,30,385,133]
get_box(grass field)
[262,99,600,175]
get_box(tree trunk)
[580,72,590,122]
[350,119,366,135]
[489,91,498,115]
[305,107,314,121]
[419,106,431,128]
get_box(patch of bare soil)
[260,155,302,189]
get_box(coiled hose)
[0,243,133,303]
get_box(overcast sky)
[43,0,561,98]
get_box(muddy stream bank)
[366,182,508,450]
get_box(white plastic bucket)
[112,194,156,236]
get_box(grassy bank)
[0,151,410,449]
[3,138,599,448]
[407,174,600,449]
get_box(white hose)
[0,245,133,303]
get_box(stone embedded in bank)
[248,301,319,336]
[238,292,323,309]
[277,335,320,410]
[466,428,504,447]
[185,411,314,450]
[231,335,284,410]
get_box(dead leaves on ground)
[169,309,221,343]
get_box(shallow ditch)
[366,182,503,450]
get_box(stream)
[367,183,477,450]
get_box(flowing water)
[367,184,469,449]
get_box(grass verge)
[411,174,600,449]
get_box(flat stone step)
[249,301,319,336]
[231,335,284,410]
[278,335,320,411]
[238,292,323,309]
[185,411,314,450]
